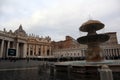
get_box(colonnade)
[27,44,52,57]
[53,47,120,60]
[0,39,26,58]
[104,48,120,57]
[53,48,86,57]
[0,40,52,58]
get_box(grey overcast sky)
[0,0,120,43]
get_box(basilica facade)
[0,25,52,58]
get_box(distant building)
[0,25,120,60]
[0,25,52,58]
[52,32,120,59]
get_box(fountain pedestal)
[86,43,104,62]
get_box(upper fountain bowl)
[80,20,104,32]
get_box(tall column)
[28,44,30,57]
[41,45,43,56]
[103,49,105,58]
[80,50,82,57]
[106,49,109,59]
[106,49,108,57]
[23,43,27,58]
[114,49,116,56]
[16,42,19,58]
[112,49,114,56]
[49,46,52,56]
[83,49,85,57]
[43,46,46,56]
[36,45,38,56]
[6,41,10,57]
[106,49,108,56]
[32,45,34,57]
[118,48,120,56]
[109,49,112,57]
[115,49,118,56]
[0,40,4,58]
[81,50,83,57]
[45,46,47,56]
[43,46,45,56]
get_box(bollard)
[50,65,56,80]
[67,65,72,80]
[98,65,113,80]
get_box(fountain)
[52,20,120,80]
[77,20,109,62]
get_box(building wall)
[0,25,120,60]
[52,32,120,59]
[0,25,52,58]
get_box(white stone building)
[0,25,52,58]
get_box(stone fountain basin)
[54,60,120,74]
[55,60,120,66]
[77,34,109,44]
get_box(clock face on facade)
[8,49,16,56]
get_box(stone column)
[79,50,81,57]
[112,49,114,56]
[109,49,112,57]
[49,46,52,56]
[43,46,46,56]
[106,49,108,57]
[32,45,34,57]
[118,48,120,56]
[16,42,19,58]
[108,50,110,58]
[105,49,109,58]
[45,46,47,56]
[11,42,14,49]
[106,49,108,56]
[28,44,30,57]
[113,49,115,56]
[0,40,4,58]
[41,45,43,56]
[36,45,38,56]
[23,43,27,58]
[103,49,105,58]
[83,49,85,57]
[103,49,106,57]
[80,49,83,57]
[115,49,118,56]
[43,46,45,56]
[6,41,10,57]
